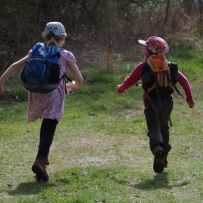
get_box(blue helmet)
[42,22,67,38]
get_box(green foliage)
[169,46,203,79]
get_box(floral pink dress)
[28,50,76,122]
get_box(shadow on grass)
[7,181,55,196]
[135,172,190,190]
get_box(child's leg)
[159,98,173,153]
[161,127,171,154]
[32,118,58,182]
[159,97,173,167]
[144,100,163,151]
[36,118,58,162]
[144,99,165,173]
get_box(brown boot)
[32,159,49,182]
[152,146,164,173]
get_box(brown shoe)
[32,159,49,182]
[152,146,164,173]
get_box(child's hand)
[187,100,195,108]
[66,81,77,92]
[116,84,126,93]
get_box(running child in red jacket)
[117,36,195,173]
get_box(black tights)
[36,119,58,160]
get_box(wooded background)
[0,0,202,71]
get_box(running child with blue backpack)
[117,36,195,173]
[0,22,83,182]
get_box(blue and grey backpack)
[21,42,64,93]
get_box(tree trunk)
[101,0,118,72]
[183,0,194,15]
[199,0,203,35]
[164,0,170,24]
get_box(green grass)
[0,46,203,202]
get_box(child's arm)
[178,71,195,108]
[0,55,29,93]
[66,62,84,91]
[117,62,144,93]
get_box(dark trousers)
[144,97,173,154]
[36,118,58,160]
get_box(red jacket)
[117,61,194,104]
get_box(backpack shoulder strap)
[168,62,183,96]
[168,62,178,69]
[168,62,179,84]
[142,62,152,73]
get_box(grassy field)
[0,46,203,202]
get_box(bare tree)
[183,0,194,15]
[164,0,170,24]
[100,0,119,72]
[199,0,203,34]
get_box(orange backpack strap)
[148,54,168,72]
[155,71,172,87]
